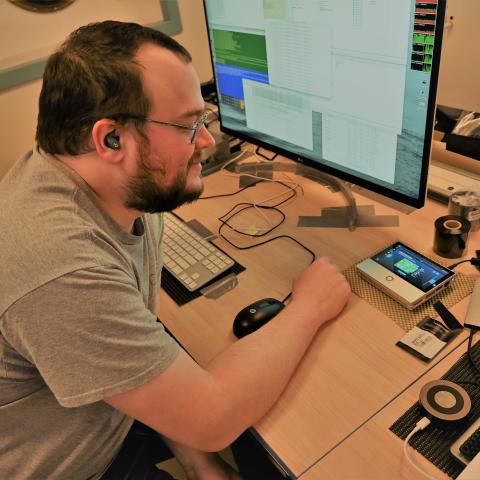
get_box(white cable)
[403,417,441,480]
[250,178,301,226]
[220,145,300,188]
[220,144,302,192]
[255,174,303,206]
[221,161,300,188]
[219,151,248,173]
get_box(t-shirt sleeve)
[2,265,180,408]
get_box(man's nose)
[195,125,215,149]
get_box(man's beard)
[124,140,203,213]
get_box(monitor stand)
[233,161,399,231]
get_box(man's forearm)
[205,302,322,444]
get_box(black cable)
[229,140,246,154]
[219,231,315,261]
[219,203,287,237]
[448,257,480,270]
[218,232,315,306]
[217,180,297,237]
[219,229,316,305]
[281,292,292,303]
[255,145,278,161]
[214,180,315,304]
[448,258,474,269]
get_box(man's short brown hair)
[36,20,192,155]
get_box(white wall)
[436,0,480,113]
[0,0,213,178]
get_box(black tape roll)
[433,215,471,259]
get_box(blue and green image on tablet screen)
[395,258,419,274]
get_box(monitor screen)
[203,0,446,208]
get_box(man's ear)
[91,119,123,162]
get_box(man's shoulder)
[0,148,124,264]
[0,149,79,222]
[0,149,140,316]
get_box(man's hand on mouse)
[289,257,350,326]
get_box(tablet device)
[356,242,456,309]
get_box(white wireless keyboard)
[162,212,234,292]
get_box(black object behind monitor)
[435,105,480,161]
[203,0,446,209]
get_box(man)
[0,21,350,479]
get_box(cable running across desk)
[201,170,316,304]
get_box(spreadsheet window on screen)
[203,0,445,208]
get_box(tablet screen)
[372,242,455,292]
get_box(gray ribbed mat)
[390,340,480,478]
[160,213,245,305]
[161,261,245,306]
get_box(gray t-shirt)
[0,149,180,479]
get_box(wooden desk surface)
[299,340,470,480]
[157,161,479,478]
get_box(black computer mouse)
[233,298,285,338]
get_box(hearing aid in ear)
[104,132,120,150]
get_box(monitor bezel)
[202,0,447,209]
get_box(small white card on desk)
[396,316,462,362]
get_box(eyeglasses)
[113,111,209,144]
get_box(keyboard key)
[185,254,196,265]
[177,259,189,269]
[460,428,480,461]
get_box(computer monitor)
[203,0,446,210]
